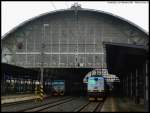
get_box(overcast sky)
[1,1,149,36]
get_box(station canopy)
[103,42,148,76]
[83,68,119,83]
[1,63,38,79]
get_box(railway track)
[74,101,104,112]
[22,97,76,112]
[2,96,104,112]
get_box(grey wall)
[1,10,148,68]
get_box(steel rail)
[22,97,76,112]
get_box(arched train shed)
[1,5,149,111]
[2,5,148,68]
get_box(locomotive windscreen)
[88,77,104,92]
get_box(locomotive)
[87,75,107,101]
[51,80,65,96]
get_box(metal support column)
[135,68,139,104]
[50,24,52,66]
[77,39,79,67]
[33,37,36,66]
[93,38,95,67]
[144,60,149,111]
[67,39,69,67]
[26,39,28,65]
[126,75,128,97]
[121,77,123,97]
[85,40,86,67]
[130,72,132,98]
[38,24,49,101]
[59,39,60,66]
[122,76,125,97]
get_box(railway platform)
[1,94,36,104]
[1,94,49,104]
[101,96,145,112]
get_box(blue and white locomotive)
[87,75,106,101]
[51,80,65,96]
